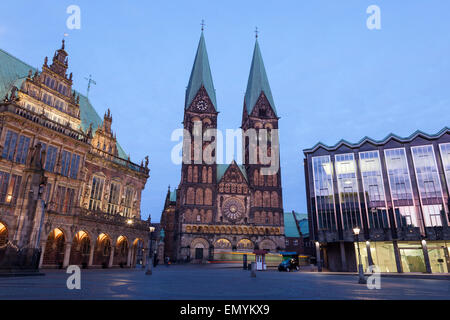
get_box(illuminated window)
[89,176,104,211]
[335,153,362,230]
[359,151,389,229]
[312,156,336,231]
[384,148,418,227]
[107,182,120,215]
[411,145,444,227]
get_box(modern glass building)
[303,128,450,273]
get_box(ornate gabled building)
[161,32,285,263]
[0,41,151,271]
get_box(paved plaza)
[0,265,449,300]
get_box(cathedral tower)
[176,31,218,260]
[241,38,284,232]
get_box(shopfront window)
[398,241,426,273]
[384,148,418,227]
[427,241,449,274]
[335,153,362,230]
[312,156,336,231]
[411,145,445,227]
[355,241,397,273]
[359,151,389,229]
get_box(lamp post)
[353,227,366,284]
[145,226,155,275]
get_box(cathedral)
[161,32,286,263]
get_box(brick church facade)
[0,41,151,270]
[161,32,285,263]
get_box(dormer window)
[259,109,266,117]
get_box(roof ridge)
[303,127,450,153]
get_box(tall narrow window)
[60,150,71,176]
[107,182,120,215]
[15,135,31,164]
[411,145,445,227]
[2,130,18,161]
[45,145,58,172]
[6,174,22,205]
[384,148,418,227]
[0,171,10,203]
[123,187,134,217]
[89,176,104,211]
[359,151,389,229]
[312,156,336,231]
[69,154,80,179]
[335,153,362,230]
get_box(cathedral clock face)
[222,198,245,222]
[195,99,208,111]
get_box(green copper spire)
[244,39,277,116]
[185,32,217,110]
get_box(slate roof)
[0,48,128,160]
[244,40,277,116]
[185,32,217,110]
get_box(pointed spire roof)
[244,39,277,116]
[185,32,217,110]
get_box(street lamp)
[145,226,155,275]
[353,227,366,284]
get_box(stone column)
[421,240,432,274]
[393,240,403,273]
[126,245,132,267]
[108,246,115,268]
[88,243,95,267]
[39,241,47,268]
[339,242,348,271]
[63,242,72,268]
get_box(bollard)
[250,262,256,278]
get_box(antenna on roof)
[84,74,96,98]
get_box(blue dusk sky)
[1,1,449,221]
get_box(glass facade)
[335,153,362,230]
[411,145,444,227]
[439,143,450,196]
[384,148,418,228]
[427,241,449,273]
[356,241,397,273]
[398,241,426,273]
[359,151,389,229]
[312,156,336,231]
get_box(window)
[312,156,336,231]
[0,171,10,203]
[411,145,444,227]
[69,154,80,179]
[359,151,389,229]
[285,239,289,246]
[384,148,418,227]
[123,187,134,217]
[56,186,76,214]
[439,143,450,196]
[6,174,22,205]
[2,130,18,161]
[45,146,58,172]
[60,150,71,176]
[15,135,31,164]
[89,176,105,211]
[293,240,299,246]
[107,182,120,215]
